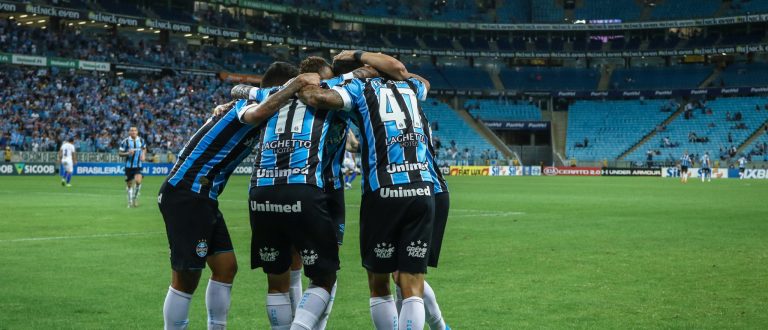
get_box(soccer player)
[700,151,712,182]
[118,127,147,207]
[679,151,692,184]
[243,56,383,330]
[159,62,308,330]
[299,50,435,330]
[342,139,359,189]
[737,155,748,179]
[58,137,76,187]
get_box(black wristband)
[353,50,365,62]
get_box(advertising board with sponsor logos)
[661,167,729,179]
[0,162,56,175]
[447,166,542,176]
[74,163,173,176]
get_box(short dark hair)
[261,62,299,88]
[300,56,331,74]
[332,59,364,76]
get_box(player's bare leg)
[289,248,304,316]
[206,251,238,330]
[266,271,293,330]
[367,272,398,329]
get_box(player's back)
[60,142,75,160]
[167,99,260,200]
[333,77,434,192]
[251,96,344,189]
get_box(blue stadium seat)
[566,100,671,161]
[464,100,542,121]
[611,65,713,90]
[421,99,499,158]
[626,97,768,163]
[499,67,600,91]
[720,63,768,87]
[573,0,641,21]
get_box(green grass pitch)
[0,175,766,329]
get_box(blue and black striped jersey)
[119,137,147,168]
[680,154,692,167]
[319,74,355,191]
[332,77,434,193]
[166,99,261,200]
[419,109,448,194]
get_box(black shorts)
[158,182,233,271]
[702,168,711,174]
[325,188,346,245]
[739,167,745,173]
[125,167,142,182]
[428,192,450,268]
[249,184,340,278]
[681,165,688,173]
[360,182,435,274]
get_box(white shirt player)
[343,150,356,172]
[738,157,747,168]
[60,142,76,173]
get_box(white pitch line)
[0,226,250,243]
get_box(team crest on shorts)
[259,247,279,262]
[374,242,395,259]
[195,240,208,258]
[301,249,319,265]
[406,240,428,258]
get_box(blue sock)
[344,175,350,184]
[66,172,72,184]
[349,172,357,182]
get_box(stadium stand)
[720,63,768,87]
[649,0,722,20]
[566,100,672,161]
[463,100,542,121]
[0,66,228,154]
[626,97,768,163]
[573,0,642,22]
[500,67,601,91]
[421,99,499,162]
[610,65,714,90]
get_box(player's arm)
[72,148,77,165]
[117,140,131,157]
[345,131,359,151]
[298,85,345,110]
[335,51,408,81]
[140,145,146,162]
[239,73,321,125]
[57,149,62,165]
[213,100,237,117]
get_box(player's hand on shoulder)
[296,73,321,87]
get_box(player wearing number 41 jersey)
[300,50,437,330]
[158,62,306,330]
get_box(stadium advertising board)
[145,19,193,33]
[439,166,451,176]
[483,121,550,131]
[661,167,729,179]
[75,163,173,176]
[449,166,490,176]
[601,167,662,177]
[232,165,253,175]
[742,169,768,179]
[0,163,56,176]
[490,166,522,176]
[543,166,602,176]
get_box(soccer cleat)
[66,184,72,187]
[61,179,66,186]
[132,199,139,207]
[445,325,452,330]
[344,182,352,190]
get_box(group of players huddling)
[156,51,451,330]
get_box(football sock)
[65,172,72,184]
[289,270,303,316]
[134,183,142,200]
[127,187,134,204]
[349,172,357,182]
[164,286,192,330]
[370,295,398,329]
[266,293,293,330]
[423,282,446,330]
[394,285,403,313]
[313,281,337,330]
[399,297,425,330]
[205,279,232,330]
[291,285,331,330]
